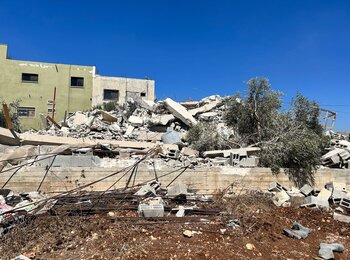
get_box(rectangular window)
[140,92,146,97]
[47,108,56,113]
[71,77,84,87]
[22,73,38,83]
[47,100,55,105]
[18,107,35,118]
[103,89,119,101]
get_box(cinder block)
[339,198,350,210]
[138,204,164,217]
[300,184,313,196]
[268,182,287,192]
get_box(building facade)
[0,44,155,130]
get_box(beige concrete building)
[92,75,155,107]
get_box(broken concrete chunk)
[333,212,350,223]
[167,184,188,196]
[300,184,314,196]
[283,222,311,239]
[134,181,160,197]
[318,243,344,259]
[161,130,182,145]
[100,110,119,122]
[180,147,199,157]
[183,230,193,238]
[272,190,290,207]
[164,98,197,126]
[189,100,221,116]
[149,114,175,126]
[11,255,31,260]
[72,112,88,126]
[128,115,143,126]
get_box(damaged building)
[0,44,155,130]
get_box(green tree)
[0,99,21,132]
[225,77,282,145]
[224,77,328,186]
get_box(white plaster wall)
[92,75,155,107]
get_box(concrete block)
[180,147,199,157]
[317,188,332,201]
[318,243,344,260]
[283,222,311,239]
[167,184,188,196]
[300,184,314,196]
[339,197,350,210]
[304,195,329,208]
[138,204,164,217]
[164,98,197,126]
[333,212,350,223]
[268,182,287,192]
[128,115,143,126]
[238,157,259,167]
[272,190,290,207]
[150,114,175,126]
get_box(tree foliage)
[0,99,21,132]
[187,122,224,153]
[225,78,282,145]
[224,77,329,186]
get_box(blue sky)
[1,0,350,130]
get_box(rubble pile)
[269,181,350,224]
[38,96,225,142]
[321,133,350,168]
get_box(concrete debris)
[134,181,161,197]
[167,184,188,196]
[183,230,193,238]
[333,212,350,223]
[300,184,314,196]
[138,197,165,218]
[318,243,345,259]
[283,222,312,239]
[164,98,197,126]
[272,190,290,207]
[226,219,240,228]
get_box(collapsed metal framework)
[320,108,337,132]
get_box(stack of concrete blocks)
[138,197,164,218]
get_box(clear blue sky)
[1,0,350,130]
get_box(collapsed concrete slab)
[164,98,197,126]
[188,100,221,116]
[0,127,19,146]
[19,132,154,149]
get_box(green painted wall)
[0,45,94,130]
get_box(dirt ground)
[0,193,349,260]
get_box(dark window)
[22,73,38,83]
[71,77,84,87]
[47,108,56,113]
[18,107,35,118]
[103,89,119,101]
[140,92,146,97]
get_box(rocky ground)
[0,193,349,260]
